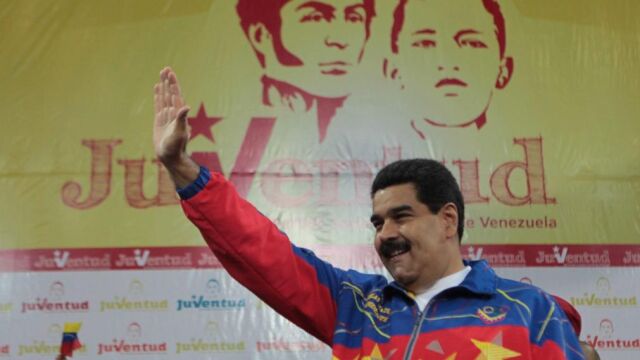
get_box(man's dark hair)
[237,0,376,67]
[371,159,465,240]
[390,0,507,57]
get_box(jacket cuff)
[177,166,211,200]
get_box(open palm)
[153,67,190,162]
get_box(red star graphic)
[187,102,222,142]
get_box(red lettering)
[350,160,373,204]
[62,134,556,209]
[379,146,401,167]
[61,139,122,209]
[117,158,179,208]
[229,117,276,197]
[191,152,223,174]
[316,160,342,205]
[261,159,313,207]
[453,159,489,204]
[315,160,372,205]
[490,137,556,205]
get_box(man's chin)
[386,264,416,286]
[422,112,486,128]
[305,84,351,99]
[391,273,416,289]
[301,73,354,98]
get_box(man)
[237,0,375,142]
[388,0,513,130]
[153,67,583,358]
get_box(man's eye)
[301,13,323,22]
[395,213,409,220]
[301,11,333,23]
[300,13,321,22]
[346,12,364,23]
[411,39,436,48]
[460,39,487,48]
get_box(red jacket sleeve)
[181,170,343,345]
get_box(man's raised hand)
[152,67,200,188]
[153,67,190,164]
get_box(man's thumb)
[176,106,190,131]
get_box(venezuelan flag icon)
[60,322,82,357]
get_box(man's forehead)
[403,0,495,33]
[370,203,415,222]
[372,184,420,208]
[286,0,366,10]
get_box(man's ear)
[496,56,514,89]
[440,203,459,239]
[383,57,405,90]
[247,23,272,57]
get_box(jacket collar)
[457,259,497,296]
[383,260,497,300]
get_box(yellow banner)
[0,0,638,249]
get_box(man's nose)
[324,21,351,50]
[435,40,465,71]
[325,35,348,50]
[437,65,460,71]
[378,221,400,242]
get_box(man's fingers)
[161,67,172,105]
[168,72,184,107]
[170,83,180,95]
[172,95,184,110]
[163,78,171,108]
[170,84,184,108]
[168,70,176,84]
[156,66,187,128]
[153,84,163,113]
[157,108,169,127]
[159,69,168,98]
[160,66,171,80]
[154,95,162,115]
[159,67,183,109]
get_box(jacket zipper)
[402,300,431,360]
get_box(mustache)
[379,238,411,258]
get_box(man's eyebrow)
[412,28,436,35]
[454,29,481,42]
[370,205,414,223]
[296,1,335,13]
[345,3,365,13]
[389,205,413,215]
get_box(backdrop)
[0,0,639,358]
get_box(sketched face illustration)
[240,0,373,97]
[391,0,513,128]
[596,277,611,296]
[129,279,144,295]
[599,319,613,338]
[127,322,142,339]
[206,278,221,293]
[205,321,219,338]
[49,281,65,299]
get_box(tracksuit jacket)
[179,167,584,359]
